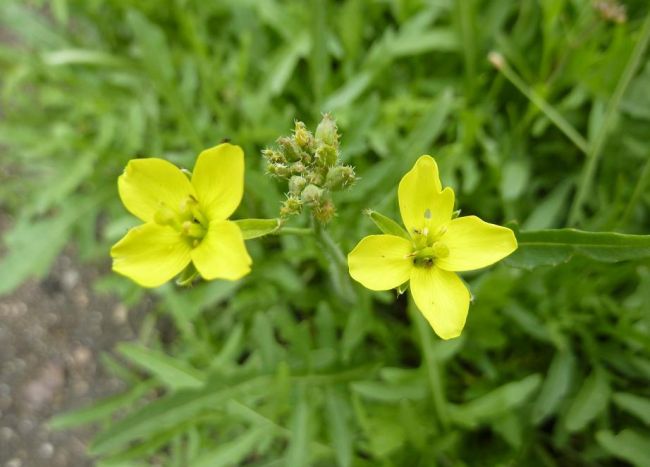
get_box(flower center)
[153,195,208,245]
[411,210,449,268]
[412,242,449,268]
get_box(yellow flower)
[348,156,517,339]
[111,143,252,287]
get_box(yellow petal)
[118,158,195,222]
[435,216,518,272]
[191,220,252,281]
[410,267,469,339]
[191,143,244,221]
[348,235,413,291]
[111,223,192,287]
[398,156,453,235]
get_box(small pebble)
[38,442,54,459]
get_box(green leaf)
[507,228,650,269]
[500,159,530,201]
[325,388,353,467]
[365,210,409,239]
[565,368,610,432]
[387,28,459,57]
[286,388,310,467]
[90,376,271,455]
[192,428,269,467]
[532,350,575,424]
[612,392,650,425]
[0,199,93,296]
[450,374,542,427]
[596,430,650,467]
[234,218,280,239]
[42,49,128,67]
[117,343,205,391]
[126,10,174,84]
[49,381,156,430]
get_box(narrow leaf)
[234,218,280,239]
[596,430,650,467]
[532,350,575,424]
[325,388,353,467]
[612,392,650,426]
[49,381,155,430]
[286,388,310,467]
[90,376,271,455]
[507,228,650,269]
[192,428,268,467]
[365,210,409,239]
[565,368,610,432]
[118,343,204,392]
[450,374,541,426]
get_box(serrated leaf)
[507,229,650,269]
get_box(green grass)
[2,0,650,465]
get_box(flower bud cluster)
[263,114,357,224]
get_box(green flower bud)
[267,163,291,178]
[290,161,306,174]
[313,198,336,224]
[289,175,307,195]
[301,184,324,205]
[294,121,314,150]
[315,144,338,167]
[278,137,302,162]
[306,170,325,186]
[325,165,356,191]
[280,196,302,218]
[315,113,339,148]
[262,148,285,164]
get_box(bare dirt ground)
[0,214,147,467]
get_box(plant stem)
[617,157,650,229]
[568,13,650,225]
[411,302,450,431]
[314,223,357,304]
[274,226,314,236]
[490,52,589,155]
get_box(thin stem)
[490,52,589,155]
[569,14,650,225]
[314,223,357,304]
[410,301,449,431]
[617,157,650,229]
[274,226,314,236]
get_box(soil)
[0,213,148,467]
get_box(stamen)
[190,203,208,226]
[154,204,179,228]
[182,221,206,239]
[432,242,449,258]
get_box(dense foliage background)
[1,0,650,465]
